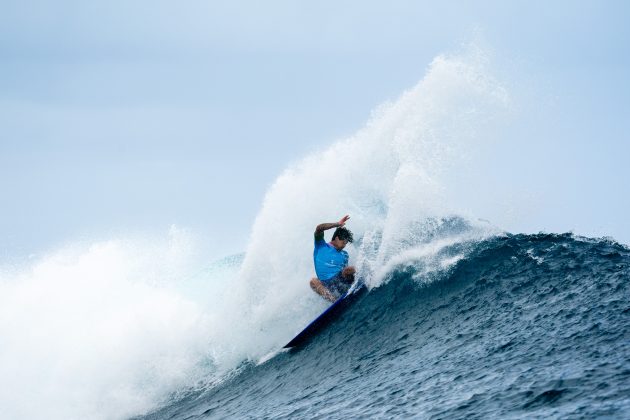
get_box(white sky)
[1,0,629,258]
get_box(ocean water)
[1,46,628,419]
[140,232,630,419]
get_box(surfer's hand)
[338,215,350,227]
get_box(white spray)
[0,45,508,420]
[209,45,508,372]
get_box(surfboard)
[284,280,367,349]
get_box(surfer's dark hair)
[332,227,354,243]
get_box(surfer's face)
[330,238,348,251]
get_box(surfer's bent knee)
[342,266,356,282]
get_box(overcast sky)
[1,0,629,258]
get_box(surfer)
[310,215,356,302]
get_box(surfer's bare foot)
[310,277,336,302]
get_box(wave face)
[142,233,630,419]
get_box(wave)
[143,233,630,419]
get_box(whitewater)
[1,46,628,419]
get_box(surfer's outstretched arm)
[315,215,350,234]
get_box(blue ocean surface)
[138,232,630,419]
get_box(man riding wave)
[310,215,356,302]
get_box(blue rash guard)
[313,231,349,282]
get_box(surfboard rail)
[284,280,367,349]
